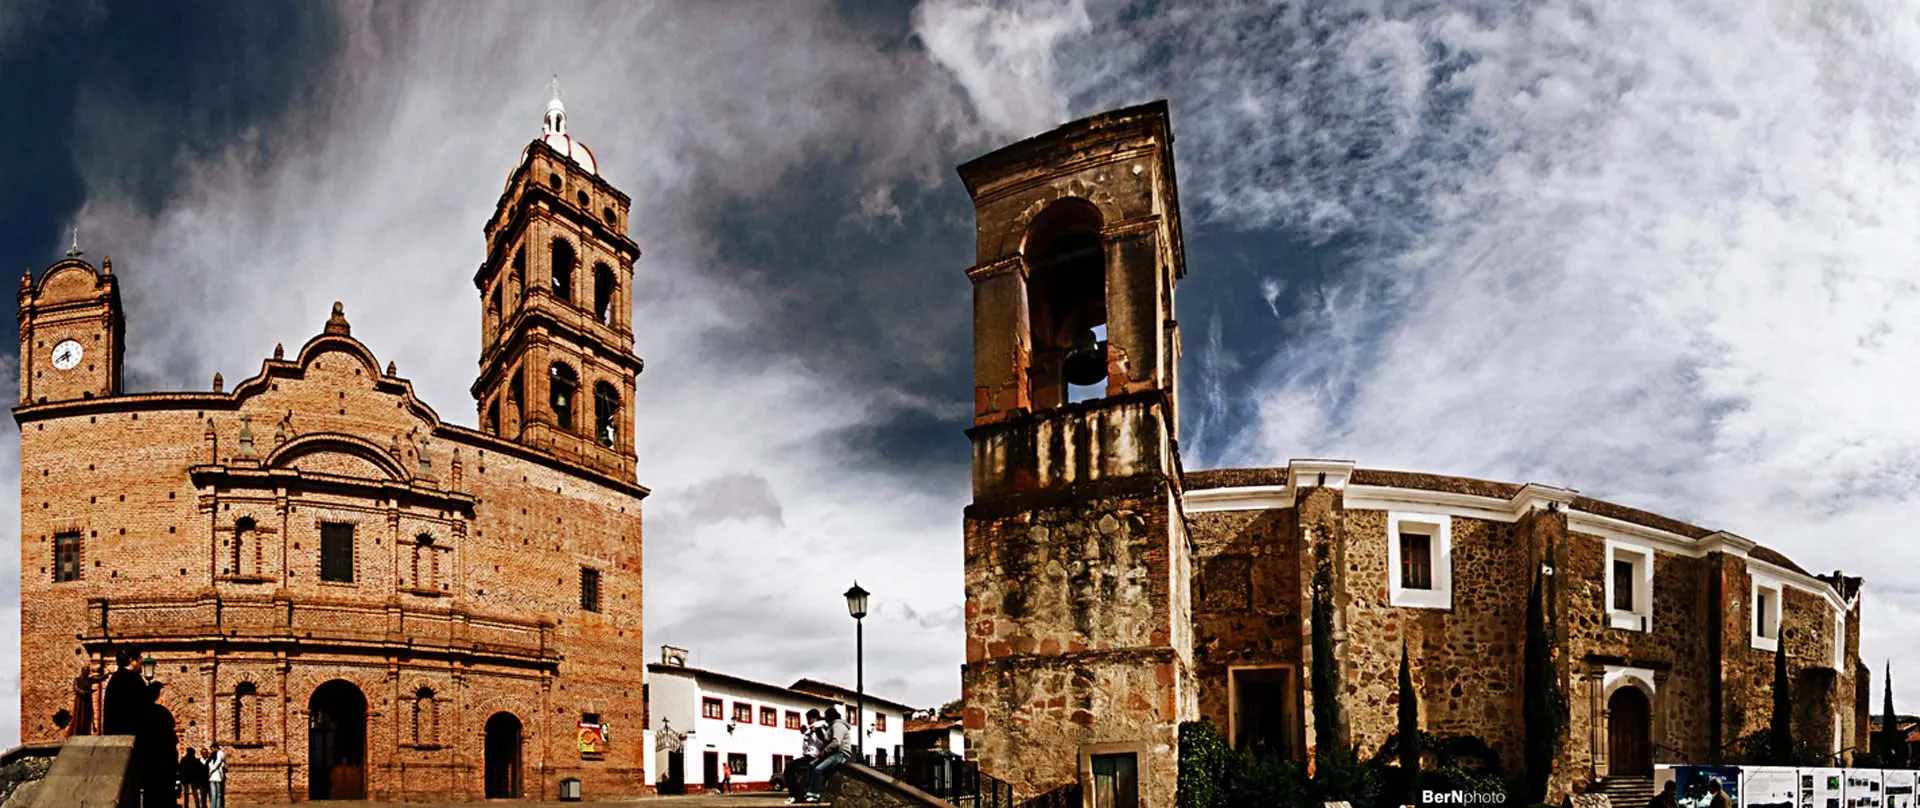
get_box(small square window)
[761,706,777,726]
[1398,533,1432,590]
[1612,560,1634,611]
[875,713,886,732]
[728,752,747,775]
[734,702,752,723]
[703,698,723,720]
[1607,543,1654,632]
[1753,579,1783,651]
[580,567,601,612]
[785,711,802,730]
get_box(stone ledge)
[25,735,135,808]
[821,761,950,808]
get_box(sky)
[4,0,1920,748]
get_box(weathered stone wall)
[963,484,1186,807]
[1334,507,1530,770]
[17,329,647,802]
[1187,508,1303,738]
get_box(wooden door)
[1608,687,1652,775]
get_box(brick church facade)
[15,92,649,801]
[955,102,1869,806]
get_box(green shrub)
[1178,721,1238,808]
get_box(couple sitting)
[784,707,854,804]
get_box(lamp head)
[844,582,870,620]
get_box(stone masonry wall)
[1187,508,1303,744]
[18,333,647,802]
[964,485,1185,807]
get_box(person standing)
[179,747,207,808]
[1649,781,1678,808]
[206,743,227,808]
[1708,779,1731,808]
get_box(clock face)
[50,339,83,371]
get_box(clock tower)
[17,240,125,406]
[471,83,642,480]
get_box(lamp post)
[844,582,870,762]
[141,653,157,685]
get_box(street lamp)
[141,653,157,685]
[844,582,869,762]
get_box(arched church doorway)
[1608,686,1652,776]
[484,712,523,798]
[309,679,368,799]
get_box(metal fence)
[876,753,1081,808]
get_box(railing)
[875,753,1081,808]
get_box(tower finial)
[543,75,567,137]
[66,227,81,258]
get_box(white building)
[789,678,914,767]
[646,647,918,793]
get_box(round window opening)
[576,190,590,208]
[548,173,562,190]
[601,208,617,226]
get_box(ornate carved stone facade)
[16,93,649,802]
[957,103,1867,805]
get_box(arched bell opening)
[1022,198,1108,410]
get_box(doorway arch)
[484,711,523,798]
[308,679,368,799]
[1608,685,1652,776]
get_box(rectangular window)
[773,755,785,776]
[702,698,723,720]
[1398,532,1432,590]
[876,747,888,765]
[54,532,81,583]
[848,707,859,726]
[1753,579,1784,651]
[875,712,886,732]
[734,702,752,723]
[728,753,747,775]
[1090,753,1140,808]
[320,522,355,583]
[786,711,802,730]
[580,567,601,612]
[761,706,777,726]
[1612,559,1634,612]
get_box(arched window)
[509,367,525,428]
[411,533,439,591]
[511,247,526,307]
[594,382,620,449]
[1022,199,1108,409]
[234,682,258,744]
[550,238,576,303]
[232,516,257,577]
[593,262,616,326]
[486,399,501,436]
[413,687,439,746]
[549,363,578,430]
[488,283,504,342]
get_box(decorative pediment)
[268,433,406,481]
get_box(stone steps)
[1593,775,1656,807]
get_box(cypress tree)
[1400,638,1421,802]
[1883,662,1902,768]
[1310,548,1343,758]
[1522,562,1559,804]
[1769,641,1793,765]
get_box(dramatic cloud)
[12,0,1920,747]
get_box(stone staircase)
[1591,775,1656,808]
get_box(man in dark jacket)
[102,651,155,736]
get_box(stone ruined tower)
[471,81,643,480]
[957,101,1196,806]
[17,237,125,406]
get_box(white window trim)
[1752,576,1783,652]
[1387,512,1451,610]
[1834,613,1845,669]
[1605,541,1655,633]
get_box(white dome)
[540,132,597,175]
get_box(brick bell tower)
[17,234,125,406]
[957,101,1196,806]
[472,81,642,480]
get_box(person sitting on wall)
[800,708,853,804]
[1650,781,1678,808]
[786,709,826,803]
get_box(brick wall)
[18,334,648,802]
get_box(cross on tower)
[547,75,563,102]
[66,227,81,258]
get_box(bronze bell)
[1062,328,1107,387]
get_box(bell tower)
[956,101,1195,806]
[471,81,643,480]
[17,235,126,406]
